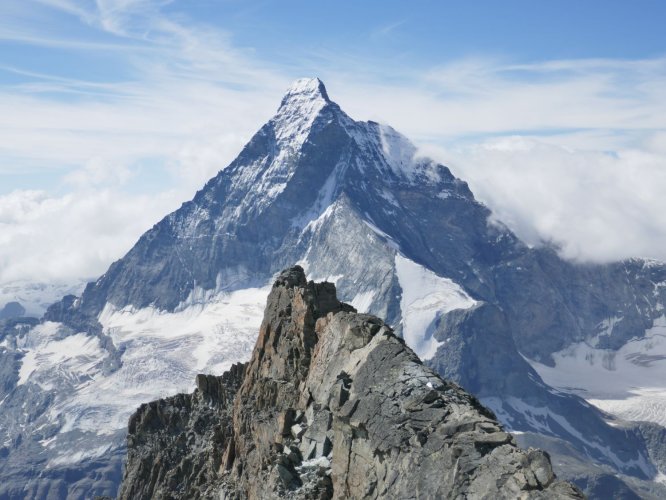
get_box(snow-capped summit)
[2,79,666,499]
[280,77,330,105]
[273,78,333,146]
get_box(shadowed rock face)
[118,364,246,500]
[118,266,583,499]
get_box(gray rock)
[118,363,246,500]
[117,267,583,499]
[428,302,655,478]
[0,301,25,320]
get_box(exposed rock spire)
[118,266,582,499]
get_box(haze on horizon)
[1,0,666,286]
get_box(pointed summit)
[273,77,335,145]
[280,77,330,105]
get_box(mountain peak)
[273,78,334,145]
[281,77,330,104]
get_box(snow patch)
[378,188,400,207]
[98,286,268,418]
[48,444,111,467]
[175,267,256,310]
[17,323,105,389]
[0,279,87,316]
[529,315,666,426]
[350,290,375,313]
[17,286,270,438]
[484,396,654,477]
[395,254,476,360]
[378,124,418,179]
[301,202,337,236]
[274,78,328,148]
[363,219,400,251]
[292,154,349,231]
[39,436,57,448]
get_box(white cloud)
[171,133,250,194]
[0,188,182,283]
[423,136,666,263]
[64,157,134,188]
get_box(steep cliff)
[118,266,582,499]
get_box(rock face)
[119,364,245,499]
[118,267,582,499]
[0,301,25,320]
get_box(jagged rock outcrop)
[118,364,246,499]
[118,266,583,499]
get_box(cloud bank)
[0,188,181,283]
[436,136,666,263]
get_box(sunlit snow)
[528,315,666,426]
[483,396,655,477]
[395,254,476,360]
[16,287,269,441]
[0,280,87,316]
[17,322,105,388]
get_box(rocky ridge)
[118,266,582,499]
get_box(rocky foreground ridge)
[117,266,583,499]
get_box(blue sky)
[5,1,666,87]
[204,0,666,62]
[1,0,666,283]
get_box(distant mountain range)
[1,78,665,499]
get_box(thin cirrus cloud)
[333,56,666,143]
[0,0,665,288]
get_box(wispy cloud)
[331,56,666,142]
[371,19,407,39]
[0,0,289,178]
[33,0,96,22]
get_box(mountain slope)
[118,266,583,499]
[1,78,665,498]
